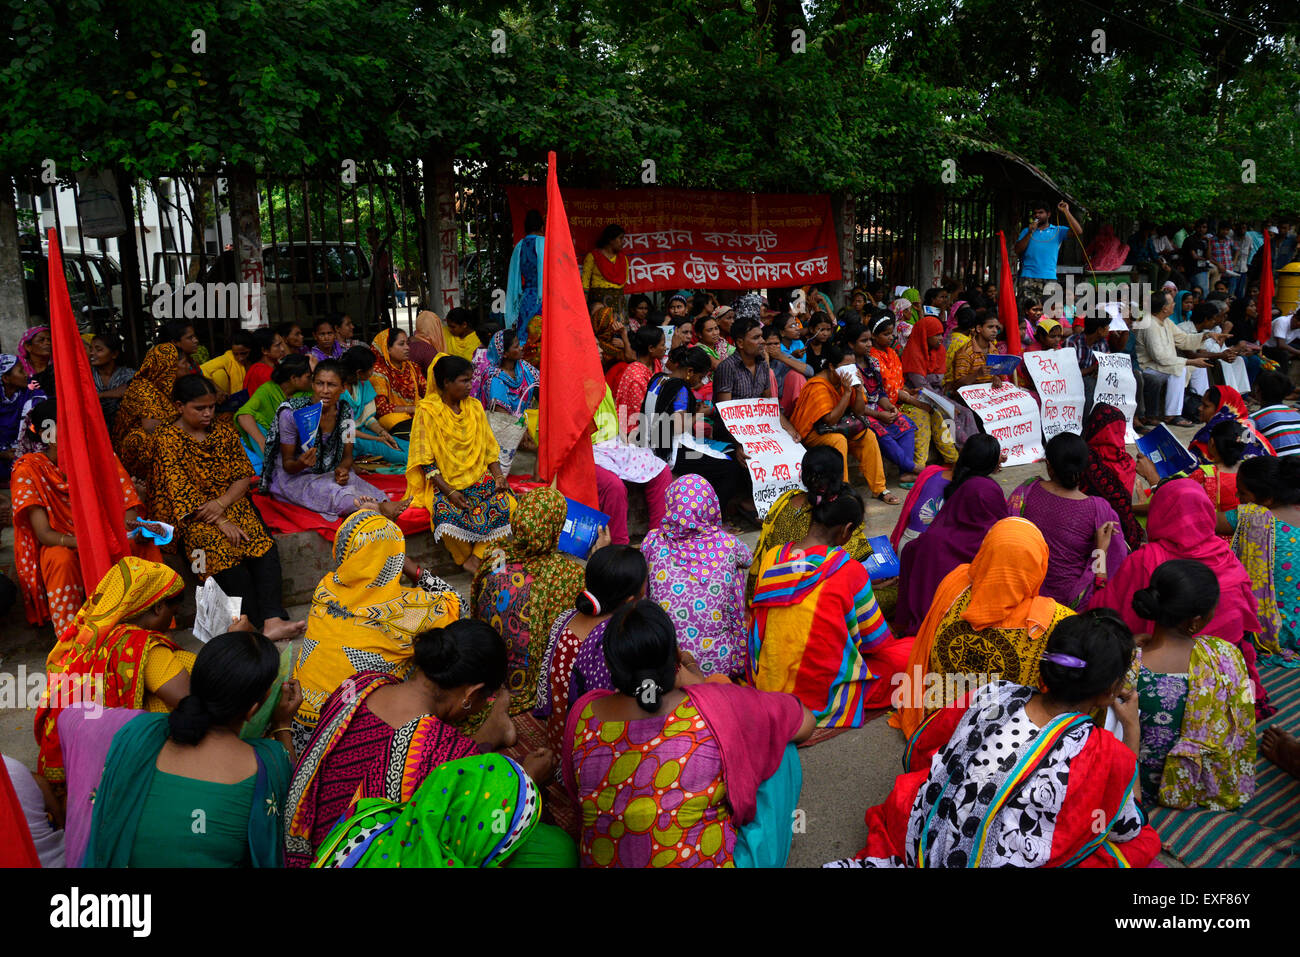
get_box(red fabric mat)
[253,473,429,542]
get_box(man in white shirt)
[1268,308,1300,381]
[1133,290,1213,425]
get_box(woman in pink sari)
[1088,477,1269,716]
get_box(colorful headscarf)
[962,517,1059,634]
[313,754,541,868]
[482,331,539,413]
[0,354,17,377]
[1079,403,1143,547]
[17,326,49,376]
[34,557,183,780]
[370,327,425,408]
[1190,385,1273,463]
[648,475,737,582]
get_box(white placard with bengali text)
[956,383,1044,466]
[715,398,805,518]
[1094,352,1139,444]
[1022,348,1085,439]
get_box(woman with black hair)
[1132,560,1255,809]
[200,329,257,407]
[1009,431,1129,608]
[751,480,910,725]
[82,630,300,867]
[235,352,313,472]
[581,223,628,314]
[615,326,666,433]
[1227,455,1300,658]
[285,618,560,866]
[264,359,403,520]
[790,340,897,503]
[151,374,301,639]
[564,599,815,867]
[242,327,288,398]
[890,432,1002,551]
[340,344,408,466]
[88,332,135,421]
[406,354,513,572]
[829,609,1161,868]
[536,544,647,749]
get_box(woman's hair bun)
[167,694,214,746]
[1130,586,1161,622]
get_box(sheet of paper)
[1094,353,1139,444]
[918,387,955,421]
[193,577,242,643]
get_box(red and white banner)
[957,383,1044,467]
[506,186,842,292]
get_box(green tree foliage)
[0,0,1296,218]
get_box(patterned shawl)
[313,754,541,868]
[471,488,584,713]
[262,393,355,489]
[483,330,539,413]
[1079,403,1143,547]
[293,511,460,734]
[284,670,479,867]
[370,328,426,418]
[111,342,182,446]
[642,475,738,582]
[1190,386,1274,463]
[33,557,183,781]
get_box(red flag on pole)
[47,228,129,588]
[538,152,602,509]
[997,230,1022,356]
[1256,230,1274,346]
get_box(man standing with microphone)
[1013,199,1085,300]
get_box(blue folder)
[558,498,611,560]
[863,535,900,580]
[294,402,323,449]
[1135,425,1196,479]
[985,354,1022,376]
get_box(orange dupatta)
[790,375,845,439]
[893,517,1061,736]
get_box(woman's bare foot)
[353,495,383,513]
[377,497,410,520]
[262,617,306,640]
[1260,726,1300,779]
[462,554,482,575]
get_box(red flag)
[538,152,602,509]
[1256,230,1274,345]
[997,230,1022,356]
[47,228,129,588]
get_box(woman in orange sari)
[893,517,1075,737]
[790,341,896,504]
[11,399,160,637]
[872,314,957,468]
[34,557,198,784]
[111,342,190,478]
[370,328,426,437]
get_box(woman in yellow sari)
[34,557,197,783]
[111,343,191,478]
[894,517,1075,736]
[406,355,514,573]
[199,331,255,402]
[291,509,461,752]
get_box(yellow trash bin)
[1277,261,1300,318]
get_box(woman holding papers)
[790,341,897,503]
[870,314,958,470]
[150,374,301,639]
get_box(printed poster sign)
[1094,353,1139,444]
[956,383,1044,466]
[714,398,804,518]
[1022,348,1085,439]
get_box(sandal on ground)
[875,490,901,505]
[1166,417,1195,428]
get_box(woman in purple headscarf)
[892,472,1009,638]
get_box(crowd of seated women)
[5,284,1300,869]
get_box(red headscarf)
[901,314,945,377]
[1079,403,1143,547]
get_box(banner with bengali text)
[1022,348,1085,439]
[506,186,842,292]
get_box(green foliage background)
[1,0,1297,218]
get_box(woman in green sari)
[313,753,576,868]
[83,630,300,867]
[235,353,313,474]
[341,345,409,467]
